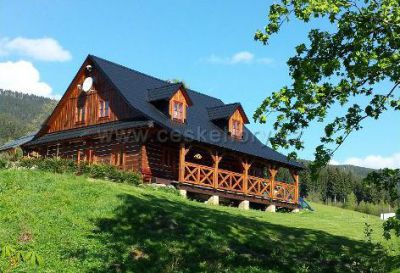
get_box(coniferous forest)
[0,89,57,145]
[277,164,398,215]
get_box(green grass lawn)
[0,169,399,273]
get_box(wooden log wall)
[40,131,141,172]
[141,141,179,181]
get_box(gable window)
[76,106,86,123]
[172,101,184,122]
[231,119,243,138]
[99,99,110,118]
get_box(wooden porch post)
[290,169,300,203]
[268,165,278,200]
[179,143,186,182]
[77,149,81,164]
[56,143,59,158]
[211,153,222,189]
[242,161,251,195]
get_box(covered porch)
[177,143,300,207]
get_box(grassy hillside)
[0,89,57,145]
[0,169,399,273]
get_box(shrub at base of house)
[0,157,142,185]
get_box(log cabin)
[0,55,303,210]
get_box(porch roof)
[25,120,153,146]
[0,133,36,152]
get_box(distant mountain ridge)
[299,159,374,178]
[0,89,58,145]
[332,164,374,178]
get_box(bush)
[3,157,142,185]
[19,157,78,173]
[355,201,385,216]
[86,163,141,185]
[0,158,7,169]
[306,190,323,203]
[0,148,23,161]
[87,163,112,179]
[119,170,141,185]
[344,192,357,210]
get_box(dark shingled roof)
[26,121,153,146]
[0,133,36,152]
[88,55,303,169]
[207,103,249,124]
[147,82,183,102]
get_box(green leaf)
[1,245,15,258]
[23,251,43,266]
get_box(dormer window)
[172,101,184,122]
[147,82,192,124]
[231,119,243,138]
[208,103,249,140]
[229,110,245,139]
[169,89,190,123]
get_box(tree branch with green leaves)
[254,0,400,173]
[364,168,400,239]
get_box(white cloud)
[231,51,254,64]
[0,60,54,97]
[256,57,274,64]
[0,37,71,62]
[332,153,400,169]
[329,159,340,165]
[203,51,273,65]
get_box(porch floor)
[176,182,298,209]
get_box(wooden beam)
[56,143,60,158]
[179,143,188,182]
[268,165,279,199]
[211,152,222,189]
[242,160,251,194]
[290,169,300,204]
[77,149,81,163]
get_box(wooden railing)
[247,175,271,197]
[217,168,244,193]
[182,162,298,204]
[184,162,214,187]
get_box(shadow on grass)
[68,192,399,273]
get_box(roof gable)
[208,103,249,124]
[37,57,137,136]
[147,82,192,105]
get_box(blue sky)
[1,0,399,168]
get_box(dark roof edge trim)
[24,120,154,146]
